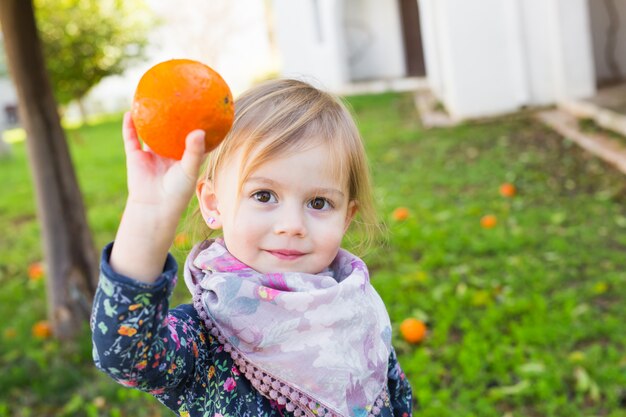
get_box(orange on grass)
[174,232,189,248]
[131,59,234,160]
[480,214,498,229]
[392,207,410,221]
[27,262,45,281]
[399,318,427,344]
[499,183,517,198]
[32,320,52,339]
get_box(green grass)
[1,94,625,416]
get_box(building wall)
[272,0,412,90]
[273,0,349,90]
[418,0,443,97]
[419,0,595,120]
[588,0,626,85]
[520,0,595,104]
[0,78,18,131]
[343,0,405,81]
[419,0,530,118]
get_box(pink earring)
[207,216,216,225]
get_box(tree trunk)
[0,0,98,339]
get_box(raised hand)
[110,112,209,283]
[122,111,206,217]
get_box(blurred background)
[1,1,625,416]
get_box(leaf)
[550,212,567,225]
[592,282,608,295]
[573,366,601,401]
[34,0,153,106]
[574,366,599,398]
[412,271,429,283]
[471,290,492,307]
[568,351,586,363]
[60,394,85,415]
[518,362,545,374]
[456,282,467,297]
[488,380,530,398]
[615,216,626,227]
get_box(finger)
[122,112,141,154]
[180,129,207,180]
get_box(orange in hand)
[400,318,427,344]
[131,59,235,160]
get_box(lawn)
[0,93,625,417]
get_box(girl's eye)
[252,191,276,203]
[309,197,331,210]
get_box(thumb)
[180,129,208,180]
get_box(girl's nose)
[273,205,307,237]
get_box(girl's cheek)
[238,207,272,229]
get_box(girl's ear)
[196,179,222,229]
[343,200,358,233]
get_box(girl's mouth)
[266,249,306,260]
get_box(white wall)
[549,0,595,99]
[517,0,556,105]
[588,0,626,85]
[419,0,528,118]
[418,0,443,97]
[418,0,596,120]
[272,0,349,90]
[521,0,595,104]
[0,78,17,131]
[343,0,405,81]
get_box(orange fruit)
[131,59,234,160]
[32,320,52,339]
[173,232,189,248]
[27,262,45,281]
[392,207,410,221]
[399,318,427,344]
[480,214,497,229]
[499,183,516,198]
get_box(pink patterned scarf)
[183,239,392,417]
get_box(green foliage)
[1,94,625,415]
[34,0,153,105]
[348,93,626,417]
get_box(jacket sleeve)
[387,347,414,417]
[91,242,206,393]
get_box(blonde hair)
[194,78,379,253]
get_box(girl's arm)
[110,112,207,282]
[91,114,209,390]
[91,245,207,392]
[387,347,414,417]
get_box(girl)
[91,79,413,417]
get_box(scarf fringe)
[193,285,389,417]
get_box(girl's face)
[198,144,357,274]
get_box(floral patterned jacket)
[91,243,414,417]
